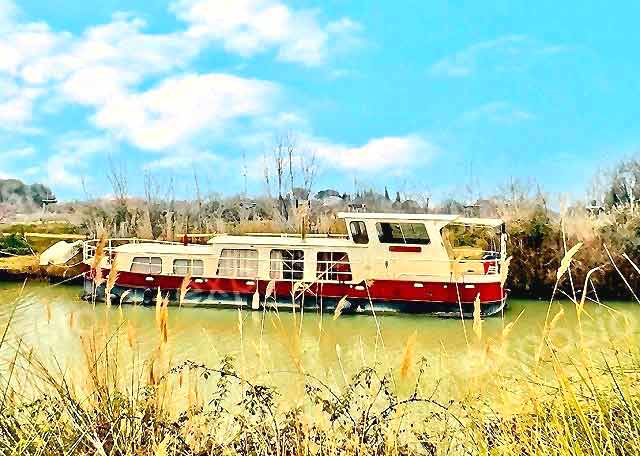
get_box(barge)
[82,212,508,317]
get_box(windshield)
[441,224,500,259]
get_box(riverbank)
[0,254,40,279]
[0,226,87,281]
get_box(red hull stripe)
[100,269,504,305]
[389,246,422,253]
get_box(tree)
[601,158,640,207]
[300,149,317,197]
[0,178,54,206]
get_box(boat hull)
[83,272,507,317]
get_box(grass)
[1,240,640,455]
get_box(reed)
[178,273,191,307]
[399,331,417,380]
[2,242,640,455]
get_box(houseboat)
[82,212,508,317]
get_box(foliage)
[0,233,32,256]
[601,158,640,207]
[0,178,54,206]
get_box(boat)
[81,212,508,317]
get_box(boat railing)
[82,238,183,265]
[243,233,350,238]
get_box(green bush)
[0,233,32,256]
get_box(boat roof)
[113,236,356,252]
[207,234,355,248]
[115,243,215,255]
[336,212,504,227]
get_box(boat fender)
[341,299,356,313]
[142,288,155,306]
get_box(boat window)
[350,221,369,244]
[130,257,162,274]
[317,252,352,282]
[376,222,430,245]
[216,249,258,278]
[270,249,304,280]
[173,258,204,276]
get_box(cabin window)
[270,249,304,280]
[317,252,352,282]
[376,222,431,245]
[216,249,258,278]
[173,258,204,276]
[350,221,369,244]
[130,256,162,274]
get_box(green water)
[0,281,638,401]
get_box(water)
[0,281,638,403]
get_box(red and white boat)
[82,212,508,317]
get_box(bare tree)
[273,138,285,200]
[272,136,288,220]
[241,151,248,196]
[300,149,318,197]
[286,133,295,197]
[262,151,272,198]
[106,154,128,206]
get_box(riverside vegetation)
[0,241,639,455]
[4,157,640,299]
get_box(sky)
[0,0,639,202]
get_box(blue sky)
[1,0,639,202]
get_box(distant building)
[586,200,604,215]
[347,197,367,212]
[464,199,498,218]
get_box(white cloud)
[46,135,113,187]
[0,4,315,150]
[310,135,437,173]
[0,145,35,161]
[0,0,365,173]
[0,0,16,26]
[20,15,197,87]
[0,22,64,77]
[463,101,534,124]
[0,78,43,128]
[428,35,568,78]
[93,73,278,150]
[171,0,362,66]
[144,150,220,170]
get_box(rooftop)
[336,212,504,227]
[207,234,356,248]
